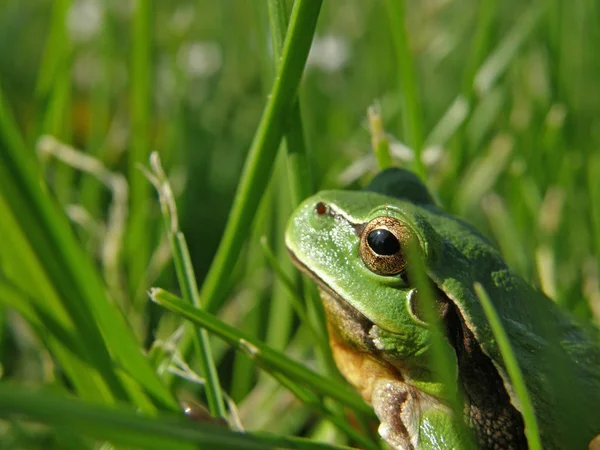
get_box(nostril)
[315,202,328,215]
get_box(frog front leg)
[371,378,419,449]
[372,378,468,450]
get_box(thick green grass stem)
[201,0,323,313]
[128,0,152,299]
[266,0,337,389]
[267,0,313,205]
[405,240,475,448]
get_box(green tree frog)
[285,168,600,449]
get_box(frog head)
[286,171,460,380]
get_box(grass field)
[1,0,599,448]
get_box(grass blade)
[150,288,372,416]
[0,384,352,450]
[473,283,542,450]
[0,82,177,411]
[144,152,226,419]
[127,0,152,299]
[201,0,323,313]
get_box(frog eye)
[359,216,411,276]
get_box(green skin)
[285,169,600,450]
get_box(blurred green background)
[0,0,599,448]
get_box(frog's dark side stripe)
[438,288,528,449]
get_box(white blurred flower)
[421,146,443,167]
[67,0,103,43]
[389,139,414,162]
[177,41,222,78]
[307,35,350,73]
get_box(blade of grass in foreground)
[201,0,323,313]
[0,83,177,411]
[143,153,226,419]
[265,0,318,359]
[404,240,475,449]
[127,0,152,299]
[265,3,342,412]
[266,0,313,206]
[0,384,352,450]
[150,288,372,416]
[474,283,542,450]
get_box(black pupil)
[367,229,400,255]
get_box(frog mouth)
[287,248,377,343]
[287,248,365,316]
